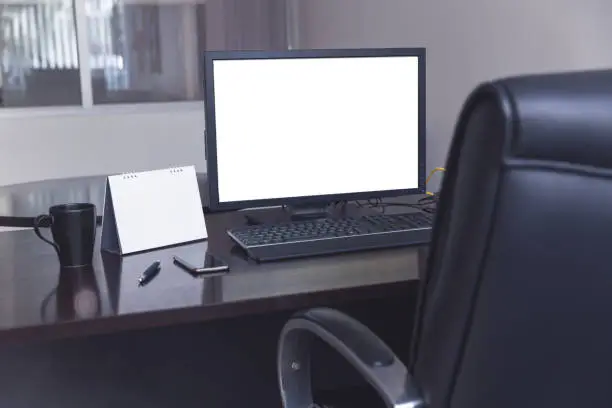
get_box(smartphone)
[173,253,230,276]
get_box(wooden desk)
[0,177,425,407]
[0,206,423,346]
[0,209,422,408]
[0,175,424,408]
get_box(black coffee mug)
[33,203,97,268]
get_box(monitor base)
[243,202,354,226]
[283,204,335,221]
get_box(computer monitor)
[203,48,426,212]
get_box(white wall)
[0,105,206,186]
[296,0,612,186]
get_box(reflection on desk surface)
[0,218,422,342]
[104,236,420,315]
[103,241,214,315]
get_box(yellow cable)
[425,167,445,196]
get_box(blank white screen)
[212,55,420,203]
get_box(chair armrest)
[277,307,425,408]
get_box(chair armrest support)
[278,307,425,408]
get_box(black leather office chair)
[277,70,612,408]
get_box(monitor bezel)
[203,47,427,212]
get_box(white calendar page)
[103,166,207,255]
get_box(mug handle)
[33,215,61,258]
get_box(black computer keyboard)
[227,212,433,262]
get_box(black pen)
[138,261,161,286]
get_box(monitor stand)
[243,202,350,226]
[284,204,333,221]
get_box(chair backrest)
[410,70,612,408]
